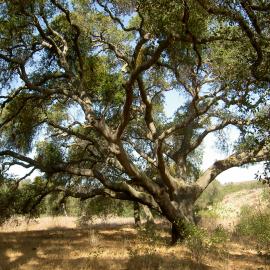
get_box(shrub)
[185,223,229,263]
[185,224,208,262]
[235,206,270,255]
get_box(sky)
[164,89,264,184]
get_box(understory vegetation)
[235,191,270,256]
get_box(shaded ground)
[0,217,268,270]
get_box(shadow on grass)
[127,252,213,270]
[0,226,196,270]
[0,225,141,270]
[0,227,96,270]
[0,224,267,270]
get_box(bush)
[185,223,229,263]
[185,224,207,262]
[235,206,270,255]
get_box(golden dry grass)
[0,217,268,270]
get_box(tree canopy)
[0,0,269,242]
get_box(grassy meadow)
[1,181,270,270]
[0,215,269,270]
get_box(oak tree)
[0,0,269,243]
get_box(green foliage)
[46,101,68,124]
[35,141,63,168]
[254,108,270,185]
[1,94,43,153]
[261,188,270,202]
[77,197,133,226]
[0,178,135,225]
[139,0,208,38]
[196,180,223,210]
[0,0,269,244]
[235,205,270,255]
[210,35,251,83]
[0,180,16,224]
[90,57,124,105]
[221,181,263,195]
[0,177,50,224]
[42,193,66,216]
[185,223,229,262]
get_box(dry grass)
[0,217,268,270]
[0,216,135,232]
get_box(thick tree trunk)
[160,198,195,245]
[133,202,141,227]
[171,218,187,245]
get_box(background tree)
[0,0,269,243]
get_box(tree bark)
[133,202,141,227]
[142,205,155,224]
[61,203,68,217]
[171,218,187,245]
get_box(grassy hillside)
[196,179,270,233]
[196,180,264,210]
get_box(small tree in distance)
[0,0,269,243]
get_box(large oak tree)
[0,0,269,243]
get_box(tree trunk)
[142,205,154,224]
[61,203,68,217]
[171,218,187,245]
[133,202,141,228]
